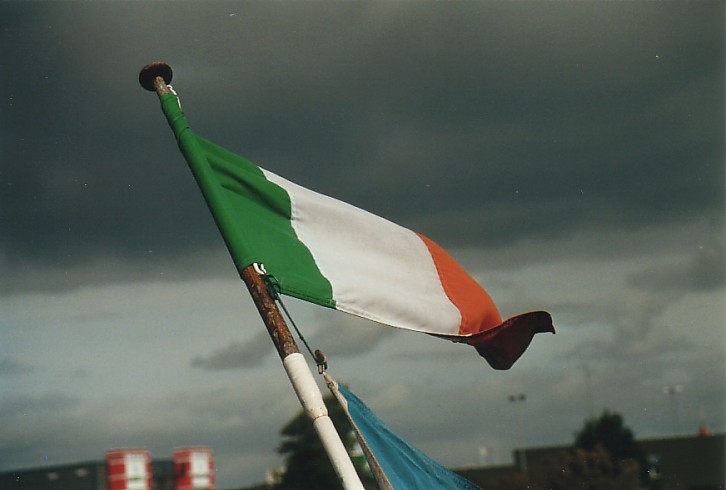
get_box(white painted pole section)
[282,353,364,490]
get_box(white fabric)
[263,169,462,336]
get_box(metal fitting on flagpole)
[314,349,328,374]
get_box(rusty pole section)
[239,265,300,358]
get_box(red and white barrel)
[173,447,215,490]
[106,448,152,490]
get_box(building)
[0,459,174,490]
[0,447,214,490]
[455,433,725,490]
[173,447,215,490]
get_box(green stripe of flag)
[159,93,335,308]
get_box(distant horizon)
[2,430,722,478]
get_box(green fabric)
[159,93,334,307]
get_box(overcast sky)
[1,1,724,488]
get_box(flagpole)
[139,62,364,490]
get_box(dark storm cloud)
[1,1,722,293]
[1,3,222,268]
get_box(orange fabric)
[417,234,502,336]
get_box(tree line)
[245,394,656,490]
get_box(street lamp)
[508,393,527,472]
[663,384,684,435]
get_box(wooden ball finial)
[139,61,173,92]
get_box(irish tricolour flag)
[160,93,553,369]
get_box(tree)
[485,411,654,490]
[543,445,641,490]
[572,410,650,487]
[274,392,372,490]
[512,411,650,490]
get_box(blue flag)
[326,375,481,489]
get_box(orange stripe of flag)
[417,234,502,336]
